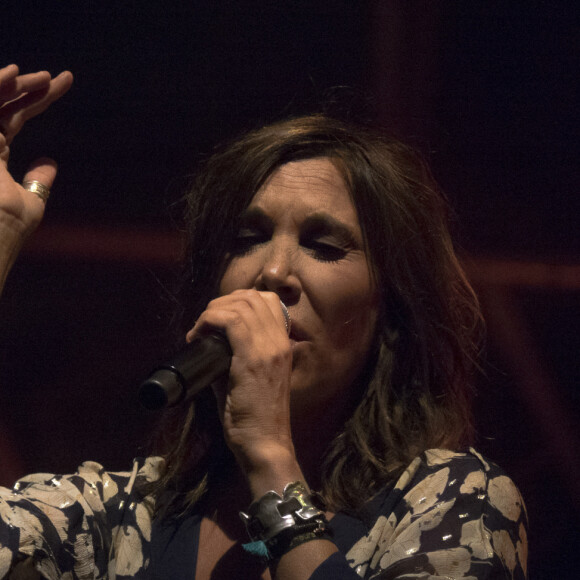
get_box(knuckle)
[272,347,291,367]
[262,291,280,306]
[206,297,220,309]
[229,310,245,328]
[232,288,260,302]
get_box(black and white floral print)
[344,449,528,579]
[0,450,527,579]
[0,457,162,579]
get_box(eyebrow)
[238,207,361,248]
[238,207,272,230]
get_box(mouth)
[288,319,308,343]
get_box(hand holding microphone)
[139,297,291,410]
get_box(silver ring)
[23,180,50,203]
[279,299,291,336]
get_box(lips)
[288,318,308,342]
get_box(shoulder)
[12,455,165,510]
[16,455,165,488]
[369,448,525,521]
[0,457,166,578]
[345,448,528,579]
[394,447,524,503]
[402,448,527,531]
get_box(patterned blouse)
[0,449,528,579]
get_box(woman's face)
[219,158,380,415]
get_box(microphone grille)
[280,299,291,335]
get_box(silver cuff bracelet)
[239,481,326,543]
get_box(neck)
[290,404,349,491]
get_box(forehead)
[249,158,359,225]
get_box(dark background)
[1,1,579,577]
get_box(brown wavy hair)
[151,115,483,513]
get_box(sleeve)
[342,449,528,580]
[0,458,161,580]
[311,552,362,579]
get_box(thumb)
[24,156,57,186]
[23,157,57,203]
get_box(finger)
[0,70,51,103]
[186,300,253,343]
[0,71,73,144]
[22,157,57,204]
[23,157,57,189]
[12,71,73,118]
[0,64,19,91]
[0,65,19,139]
[224,290,289,340]
[187,291,288,347]
[255,291,291,335]
[0,135,8,164]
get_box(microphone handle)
[138,299,290,411]
[138,333,232,410]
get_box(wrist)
[235,442,305,500]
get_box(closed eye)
[300,213,361,264]
[303,240,348,263]
[230,231,269,256]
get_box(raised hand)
[0,65,73,291]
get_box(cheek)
[314,273,380,351]
[218,258,253,295]
[334,299,379,353]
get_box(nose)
[256,240,301,304]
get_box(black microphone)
[138,333,232,410]
[138,300,291,410]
